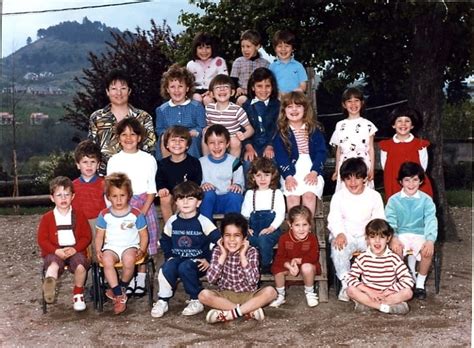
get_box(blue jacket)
[273,128,327,179]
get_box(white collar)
[393,133,414,143]
[400,190,421,199]
[289,123,306,131]
[250,98,269,106]
[366,246,391,258]
[169,99,191,107]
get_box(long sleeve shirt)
[199,154,244,194]
[241,189,285,230]
[155,99,206,137]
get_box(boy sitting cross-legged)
[199,213,277,324]
[151,181,221,318]
[346,219,414,314]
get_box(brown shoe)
[113,293,127,315]
[43,277,56,304]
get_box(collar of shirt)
[53,206,72,219]
[250,98,269,106]
[400,190,421,199]
[289,123,307,131]
[393,133,414,143]
[169,99,191,107]
[366,246,391,258]
[79,175,99,183]
[274,56,296,65]
[208,153,228,164]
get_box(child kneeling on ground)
[346,219,414,314]
[199,213,277,323]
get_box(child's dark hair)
[341,87,365,116]
[173,180,203,201]
[397,161,425,182]
[163,125,192,148]
[105,69,131,91]
[246,157,280,190]
[221,212,248,238]
[241,29,262,46]
[160,63,195,100]
[49,176,74,195]
[191,32,218,61]
[272,30,295,48]
[339,157,368,180]
[105,172,133,200]
[365,218,393,239]
[74,139,101,163]
[247,67,278,100]
[115,117,146,147]
[288,205,313,227]
[389,106,420,130]
[204,124,230,144]
[209,74,235,91]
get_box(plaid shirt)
[88,104,156,175]
[230,56,269,93]
[206,246,260,292]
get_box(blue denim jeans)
[248,210,282,268]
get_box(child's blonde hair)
[246,157,280,190]
[277,91,318,154]
[105,172,133,201]
[288,205,313,227]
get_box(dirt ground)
[0,206,471,347]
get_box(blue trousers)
[248,210,282,268]
[200,190,243,220]
[159,257,205,300]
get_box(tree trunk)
[408,5,458,241]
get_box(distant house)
[0,112,14,125]
[30,112,49,125]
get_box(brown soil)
[0,207,471,347]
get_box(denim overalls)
[248,190,282,271]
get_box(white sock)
[407,255,417,279]
[304,285,315,294]
[379,304,390,313]
[416,274,427,289]
[276,287,285,297]
[136,272,146,287]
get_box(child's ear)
[230,89,236,97]
[76,163,81,170]
[50,195,55,203]
[128,88,132,95]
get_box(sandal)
[134,286,146,298]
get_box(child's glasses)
[213,85,231,91]
[54,193,71,198]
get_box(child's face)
[342,97,362,118]
[275,42,293,61]
[167,79,189,104]
[166,135,188,156]
[76,156,99,180]
[253,170,272,190]
[119,126,141,153]
[241,39,260,59]
[367,234,390,256]
[401,175,421,196]
[290,214,311,240]
[392,116,414,137]
[285,102,305,126]
[107,186,129,212]
[211,84,233,104]
[252,79,272,101]
[175,196,200,218]
[50,186,74,211]
[106,80,130,106]
[343,175,366,195]
[196,44,212,61]
[222,224,245,253]
[206,133,229,160]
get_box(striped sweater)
[345,248,414,291]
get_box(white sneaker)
[182,299,204,316]
[151,299,169,318]
[338,288,350,302]
[247,307,265,321]
[73,294,86,311]
[305,292,319,307]
[269,295,286,308]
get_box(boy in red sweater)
[37,176,92,311]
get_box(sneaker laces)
[216,311,227,322]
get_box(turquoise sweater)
[385,191,438,241]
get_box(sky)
[1,0,202,57]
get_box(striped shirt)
[291,125,309,154]
[345,248,414,292]
[205,102,250,135]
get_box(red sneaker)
[113,293,127,315]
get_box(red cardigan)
[37,209,92,257]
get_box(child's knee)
[300,263,314,274]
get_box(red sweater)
[72,176,106,220]
[271,230,321,275]
[37,209,92,257]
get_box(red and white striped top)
[291,125,309,154]
[345,248,414,292]
[205,102,249,135]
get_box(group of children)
[37,27,438,321]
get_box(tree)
[64,20,177,132]
[180,1,472,240]
[26,37,32,45]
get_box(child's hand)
[235,87,244,97]
[248,228,254,236]
[304,171,318,185]
[333,233,347,250]
[293,258,302,265]
[201,182,216,192]
[228,184,242,193]
[365,288,384,302]
[136,248,145,261]
[235,131,246,141]
[158,188,170,198]
[331,171,338,181]
[367,168,374,182]
[381,288,396,298]
[260,226,275,235]
[63,247,77,258]
[390,237,404,256]
[263,146,274,159]
[420,240,434,258]
[285,176,298,192]
[217,238,228,259]
[196,258,210,272]
[189,129,199,137]
[55,248,68,260]
[96,250,103,263]
[239,239,250,258]
[289,263,299,276]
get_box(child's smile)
[222,225,245,253]
[401,176,421,196]
[167,136,188,156]
[275,42,292,61]
[393,116,414,139]
[367,234,389,256]
[342,97,362,118]
[343,175,366,195]
[212,84,232,105]
[254,171,272,190]
[253,79,272,101]
[119,126,140,153]
[285,103,304,127]
[290,216,311,241]
[206,133,228,160]
[197,44,212,61]
[167,79,189,105]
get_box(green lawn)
[446,189,472,207]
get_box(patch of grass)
[0,206,51,215]
[447,190,472,207]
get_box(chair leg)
[97,264,105,312]
[91,263,99,310]
[434,249,441,294]
[146,258,154,308]
[40,268,47,314]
